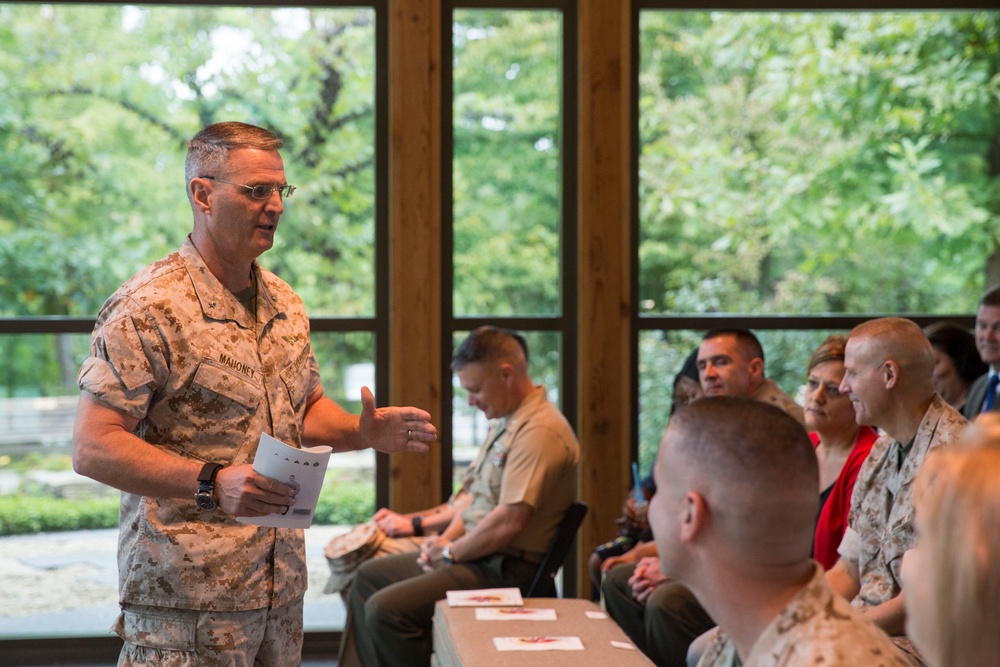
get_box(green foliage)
[0,5,379,395]
[0,494,119,535]
[0,477,376,536]
[452,10,563,317]
[638,11,1000,315]
[314,479,375,526]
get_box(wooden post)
[577,0,634,598]
[388,0,445,512]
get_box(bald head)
[652,397,817,573]
[839,317,937,439]
[850,318,935,387]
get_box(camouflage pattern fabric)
[848,396,967,611]
[751,378,806,428]
[846,395,967,664]
[113,598,303,666]
[698,564,913,667]
[78,238,320,612]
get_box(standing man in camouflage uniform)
[348,326,580,667]
[829,317,968,665]
[648,397,911,667]
[72,121,436,666]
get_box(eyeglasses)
[201,176,296,200]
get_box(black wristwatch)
[195,462,224,511]
[411,515,424,537]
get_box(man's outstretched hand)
[359,386,436,454]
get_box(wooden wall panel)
[388,0,445,512]
[576,0,634,597]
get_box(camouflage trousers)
[112,597,304,667]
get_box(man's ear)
[190,178,212,215]
[499,362,514,383]
[747,357,764,382]
[680,491,707,544]
[883,360,900,390]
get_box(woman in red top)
[804,334,879,570]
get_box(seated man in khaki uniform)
[348,326,581,667]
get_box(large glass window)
[635,10,999,472]
[451,9,564,318]
[0,2,380,638]
[447,5,575,510]
[638,11,998,317]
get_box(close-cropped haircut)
[702,327,765,365]
[667,396,817,557]
[979,283,1000,308]
[451,326,529,372]
[913,424,1000,667]
[185,122,284,202]
[670,396,814,490]
[849,317,935,383]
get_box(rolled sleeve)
[837,526,860,566]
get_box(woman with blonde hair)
[902,413,1000,667]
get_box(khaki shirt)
[462,386,580,556]
[78,238,320,612]
[698,563,912,667]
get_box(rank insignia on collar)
[282,334,299,344]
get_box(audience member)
[649,397,911,667]
[922,321,986,410]
[71,121,435,665]
[963,284,1000,417]
[827,317,967,664]
[902,413,1000,667]
[587,348,702,601]
[697,328,805,425]
[348,326,580,667]
[602,328,804,666]
[804,335,878,570]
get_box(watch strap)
[411,515,424,537]
[197,462,224,484]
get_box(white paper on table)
[475,607,557,621]
[446,588,524,607]
[236,433,332,529]
[492,636,584,652]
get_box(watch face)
[196,489,217,511]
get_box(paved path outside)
[0,525,350,638]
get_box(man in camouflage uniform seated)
[648,396,912,667]
[72,121,435,666]
[828,317,968,665]
[602,327,806,667]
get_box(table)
[431,597,656,667]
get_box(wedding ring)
[408,429,413,440]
